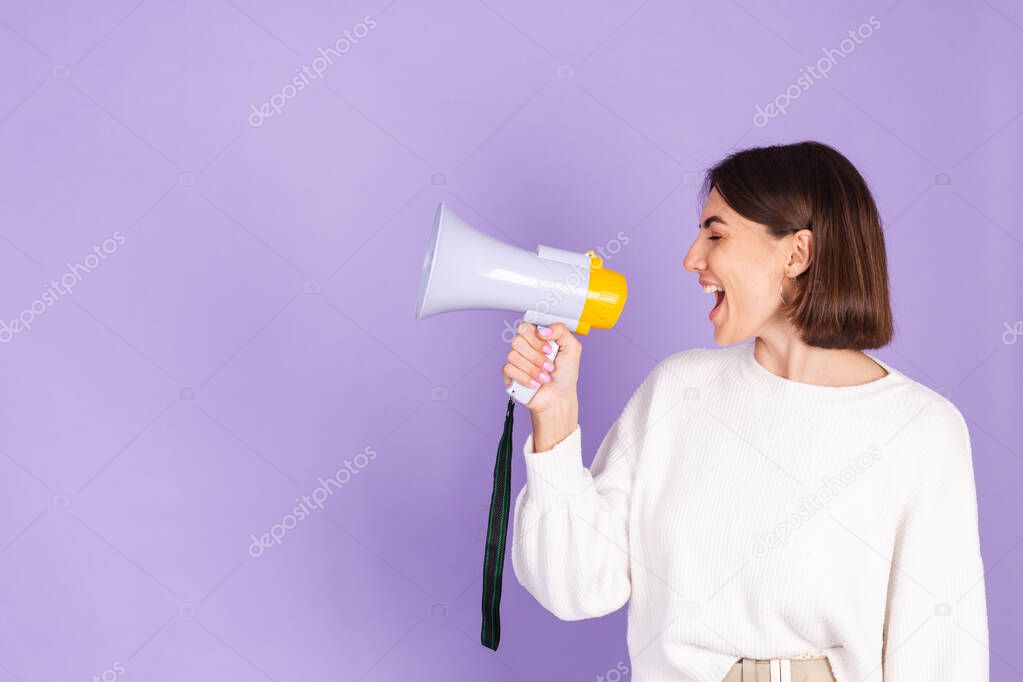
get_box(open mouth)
[709,288,726,322]
[702,283,726,321]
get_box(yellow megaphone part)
[576,250,627,335]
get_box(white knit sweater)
[512,338,988,682]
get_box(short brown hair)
[701,140,893,350]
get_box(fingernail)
[538,326,551,337]
[542,344,552,353]
[529,379,540,388]
[539,372,550,383]
[543,361,554,371]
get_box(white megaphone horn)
[416,203,627,404]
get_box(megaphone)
[416,203,627,404]
[416,202,629,651]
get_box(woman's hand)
[502,322,580,451]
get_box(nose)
[682,235,705,273]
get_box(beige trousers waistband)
[721,657,835,682]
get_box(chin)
[712,324,730,345]
[712,323,747,347]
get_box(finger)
[512,334,550,368]
[537,322,580,352]
[503,362,541,389]
[516,322,546,351]
[507,348,547,382]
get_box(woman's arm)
[882,403,989,680]
[510,363,659,621]
[531,397,579,453]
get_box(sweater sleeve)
[510,364,660,621]
[882,403,989,681]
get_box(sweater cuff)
[522,424,588,509]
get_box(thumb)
[537,322,580,357]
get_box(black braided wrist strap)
[480,396,515,650]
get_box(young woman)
[502,141,988,682]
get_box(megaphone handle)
[507,339,559,405]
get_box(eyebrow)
[699,215,727,229]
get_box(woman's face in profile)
[684,187,793,344]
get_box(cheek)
[751,279,771,303]
[733,275,775,314]
[708,245,777,313]
[729,248,776,303]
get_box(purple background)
[1,0,1021,680]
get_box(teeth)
[702,284,724,294]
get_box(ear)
[786,228,813,277]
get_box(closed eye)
[708,236,721,241]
